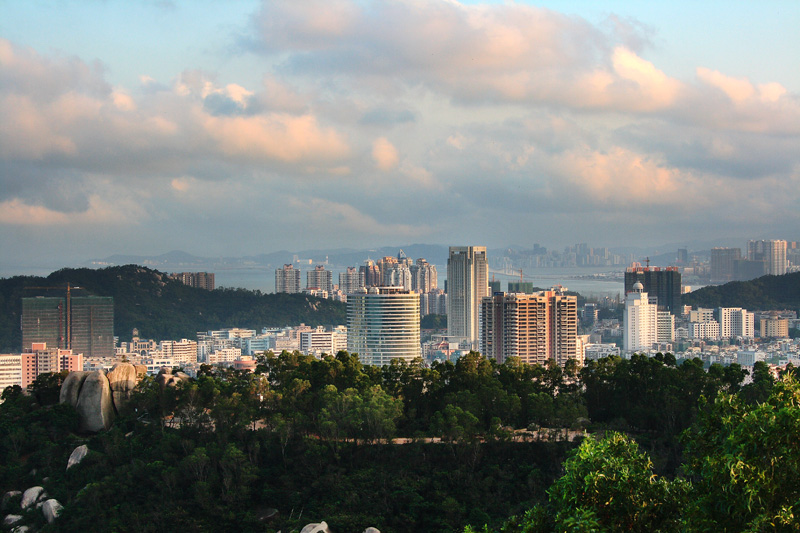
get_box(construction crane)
[23,283,80,350]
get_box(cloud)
[371,137,399,171]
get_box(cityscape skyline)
[2,2,800,266]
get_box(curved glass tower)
[347,287,421,366]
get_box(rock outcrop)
[20,487,45,510]
[1,491,20,511]
[41,499,63,524]
[59,371,90,407]
[67,445,89,470]
[3,514,22,526]
[301,522,332,533]
[107,363,139,412]
[75,371,115,432]
[156,368,190,389]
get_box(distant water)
[1,264,625,299]
[217,265,625,299]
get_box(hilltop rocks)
[20,487,45,510]
[1,492,20,511]
[156,368,190,389]
[59,371,90,407]
[41,499,63,524]
[300,522,331,533]
[67,445,89,471]
[75,371,115,432]
[107,363,138,411]
[61,364,148,433]
[3,515,22,527]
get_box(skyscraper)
[22,296,114,357]
[624,282,657,353]
[623,264,681,315]
[347,287,421,366]
[338,267,361,294]
[710,248,741,283]
[275,264,301,294]
[480,290,578,366]
[411,258,438,293]
[447,246,488,348]
[748,239,788,276]
[307,265,333,293]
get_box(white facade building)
[624,282,658,353]
[347,287,421,366]
[716,307,755,339]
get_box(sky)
[2,0,800,267]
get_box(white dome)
[633,281,644,291]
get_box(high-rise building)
[657,311,675,343]
[275,264,301,294]
[624,282,658,353]
[447,246,488,348]
[347,287,421,366]
[307,265,333,294]
[359,260,382,288]
[507,281,536,294]
[411,258,438,293]
[338,267,361,294]
[716,307,754,339]
[710,248,741,283]
[159,339,198,366]
[420,289,447,316]
[624,264,681,315]
[480,290,578,366]
[22,296,114,357]
[748,240,788,276]
[170,272,215,290]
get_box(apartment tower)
[447,246,488,348]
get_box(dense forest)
[0,265,347,351]
[683,271,800,310]
[1,351,797,532]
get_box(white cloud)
[372,137,399,171]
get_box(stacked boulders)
[155,368,190,389]
[60,363,143,432]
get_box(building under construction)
[21,294,114,357]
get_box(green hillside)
[683,271,800,310]
[0,265,346,351]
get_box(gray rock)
[300,522,331,533]
[1,491,21,511]
[107,363,139,411]
[156,369,189,389]
[59,371,90,407]
[20,487,45,509]
[3,514,22,526]
[41,499,63,524]
[75,371,115,432]
[11,526,30,533]
[364,528,381,533]
[134,365,148,377]
[67,445,89,470]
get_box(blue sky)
[1,0,799,265]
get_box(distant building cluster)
[170,272,215,290]
[710,240,790,283]
[275,249,445,318]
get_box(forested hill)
[683,271,800,310]
[0,265,346,351]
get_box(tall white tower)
[624,281,657,353]
[347,287,421,366]
[447,246,488,348]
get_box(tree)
[683,376,800,531]
[547,432,688,532]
